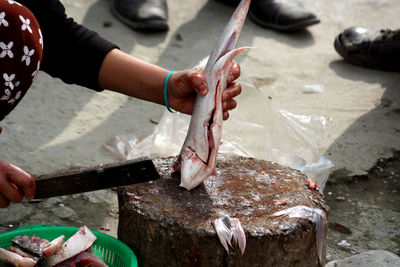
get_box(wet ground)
[324,151,400,261]
[1,152,399,265]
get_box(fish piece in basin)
[41,226,97,267]
[0,247,38,267]
[12,234,64,258]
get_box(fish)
[8,246,39,262]
[0,227,107,267]
[212,217,246,255]
[11,234,64,258]
[42,235,65,258]
[174,0,251,190]
[41,226,97,267]
[0,247,38,267]
[0,235,63,266]
[272,205,327,265]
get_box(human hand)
[0,160,36,208]
[166,62,241,120]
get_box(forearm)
[98,49,169,104]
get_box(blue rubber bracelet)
[163,71,177,113]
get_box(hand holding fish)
[165,62,241,119]
[175,0,251,190]
[0,160,36,208]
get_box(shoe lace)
[379,29,400,41]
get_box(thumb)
[181,70,208,96]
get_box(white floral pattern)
[7,89,21,104]
[0,89,11,101]
[32,60,40,81]
[0,1,43,115]
[3,80,21,105]
[19,15,32,33]
[0,12,8,27]
[8,0,22,6]
[38,29,43,49]
[3,73,15,90]
[0,41,14,58]
[21,46,34,66]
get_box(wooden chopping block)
[118,155,328,267]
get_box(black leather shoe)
[110,0,168,32]
[216,0,319,32]
[249,0,319,32]
[334,27,400,71]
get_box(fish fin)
[213,218,233,253]
[213,217,246,254]
[204,0,251,74]
[232,218,246,255]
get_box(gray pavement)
[0,0,399,265]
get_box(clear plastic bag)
[104,79,334,191]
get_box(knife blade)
[33,157,160,199]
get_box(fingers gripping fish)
[174,0,251,190]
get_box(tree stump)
[118,155,328,267]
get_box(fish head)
[179,147,215,190]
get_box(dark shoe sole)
[110,1,169,32]
[249,10,320,32]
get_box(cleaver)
[32,157,160,200]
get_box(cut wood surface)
[118,154,328,267]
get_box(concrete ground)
[0,0,399,265]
